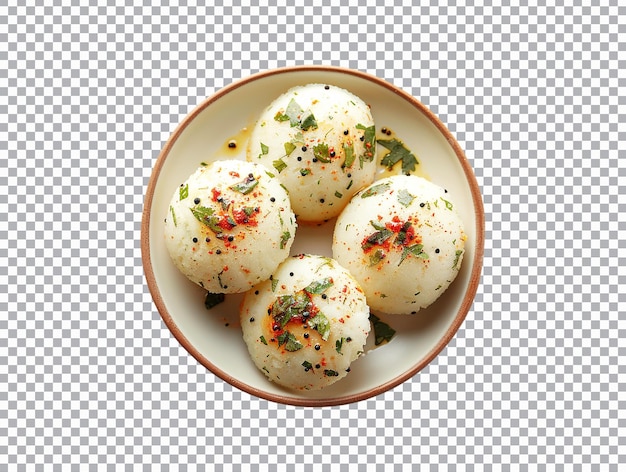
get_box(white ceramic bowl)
[142,65,484,406]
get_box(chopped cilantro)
[355,123,376,166]
[370,314,396,345]
[271,277,279,292]
[397,188,415,207]
[204,292,225,310]
[441,197,454,210]
[360,182,390,198]
[362,224,394,251]
[302,360,313,371]
[273,158,287,173]
[230,175,258,194]
[343,142,355,168]
[324,369,339,377]
[300,168,311,176]
[274,98,318,130]
[304,277,333,295]
[169,205,177,227]
[369,249,386,266]
[179,183,189,200]
[334,191,343,198]
[190,206,222,233]
[280,230,291,249]
[313,143,330,162]
[335,337,345,355]
[308,313,331,341]
[378,138,419,174]
[260,142,269,155]
[452,249,463,269]
[284,141,297,156]
[399,243,429,265]
[300,113,318,131]
[259,335,268,345]
[277,331,303,351]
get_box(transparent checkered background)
[1,1,624,469]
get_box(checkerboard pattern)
[2,1,624,469]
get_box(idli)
[164,160,297,293]
[332,175,466,314]
[240,254,370,391]
[247,83,377,223]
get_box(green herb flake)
[378,138,419,174]
[324,369,339,377]
[335,337,345,355]
[334,191,343,198]
[308,313,331,341]
[370,314,396,346]
[284,141,297,156]
[369,249,386,266]
[300,113,318,131]
[273,158,287,173]
[399,243,429,265]
[302,360,313,371]
[280,231,291,249]
[179,183,189,201]
[452,249,464,270]
[204,292,225,310]
[313,143,330,163]
[274,98,318,131]
[304,277,333,295]
[355,123,376,165]
[397,189,415,207]
[360,182,391,198]
[441,197,454,210]
[343,142,355,168]
[260,142,269,155]
[300,168,311,176]
[230,175,258,195]
[259,335,268,345]
[362,224,394,251]
[277,331,303,351]
[271,277,279,292]
[169,205,177,227]
[190,206,221,233]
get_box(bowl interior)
[142,66,484,406]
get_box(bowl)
[141,65,484,406]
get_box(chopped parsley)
[378,138,419,175]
